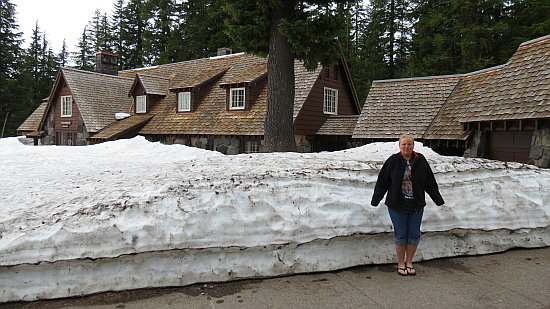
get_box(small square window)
[245,141,260,153]
[229,88,245,110]
[136,95,147,113]
[61,96,72,117]
[178,91,191,112]
[323,87,338,115]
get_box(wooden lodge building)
[353,34,550,168]
[17,35,550,167]
[18,50,361,154]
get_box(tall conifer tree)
[74,25,95,71]
[224,1,351,152]
[0,0,23,136]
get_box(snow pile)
[0,136,549,302]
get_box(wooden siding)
[294,65,356,135]
[50,81,86,145]
[53,82,81,132]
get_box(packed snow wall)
[1,137,549,302]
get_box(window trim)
[61,95,72,117]
[178,91,191,112]
[136,95,147,113]
[229,87,246,110]
[323,87,338,115]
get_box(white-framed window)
[245,141,260,153]
[178,91,191,112]
[323,87,338,115]
[136,95,147,113]
[61,95,72,117]
[229,87,245,110]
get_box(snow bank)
[0,136,548,302]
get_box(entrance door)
[55,131,75,146]
[489,131,533,163]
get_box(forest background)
[1,0,549,137]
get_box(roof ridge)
[61,67,134,80]
[462,64,506,77]
[120,52,247,73]
[137,73,170,80]
[374,74,465,83]
[519,34,550,47]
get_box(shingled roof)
[117,53,322,136]
[16,102,48,134]
[57,68,134,133]
[90,115,153,141]
[424,35,550,140]
[317,115,359,135]
[130,74,170,96]
[169,67,229,90]
[352,75,462,139]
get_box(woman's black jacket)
[371,152,444,211]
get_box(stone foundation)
[529,125,550,168]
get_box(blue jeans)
[387,207,424,246]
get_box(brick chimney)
[95,51,119,75]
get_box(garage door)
[489,131,533,163]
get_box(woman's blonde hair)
[399,134,414,143]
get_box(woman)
[371,135,444,276]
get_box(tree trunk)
[263,2,298,152]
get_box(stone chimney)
[217,47,233,56]
[95,51,119,75]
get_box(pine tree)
[409,0,508,76]
[224,1,352,152]
[111,0,125,61]
[38,36,58,100]
[74,25,95,71]
[0,0,24,137]
[58,39,70,67]
[343,1,371,104]
[121,0,150,68]
[147,0,176,64]
[500,0,550,59]
[178,0,233,60]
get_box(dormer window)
[178,91,191,112]
[229,87,245,110]
[136,95,147,113]
[323,87,338,115]
[61,95,72,117]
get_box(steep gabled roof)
[129,74,170,96]
[352,75,462,139]
[17,102,48,134]
[55,68,134,133]
[424,35,550,140]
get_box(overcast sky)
[13,0,116,52]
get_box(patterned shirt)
[402,160,414,198]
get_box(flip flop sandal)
[406,267,416,276]
[397,267,408,276]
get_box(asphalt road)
[1,247,549,309]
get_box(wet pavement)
[1,247,549,309]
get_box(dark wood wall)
[52,80,85,145]
[294,65,356,135]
